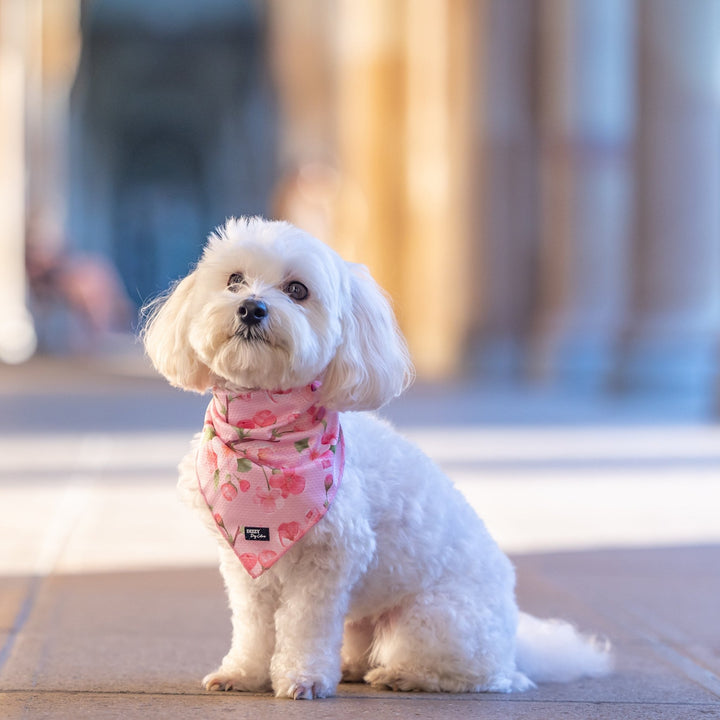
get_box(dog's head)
[142,217,413,411]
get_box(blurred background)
[1,5,720,701]
[0,0,719,414]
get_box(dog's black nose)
[238,298,268,326]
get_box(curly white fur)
[142,217,612,700]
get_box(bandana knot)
[196,383,344,577]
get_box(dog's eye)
[227,273,244,292]
[284,281,309,302]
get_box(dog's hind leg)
[341,618,375,682]
[364,589,530,693]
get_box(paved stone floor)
[1,356,719,719]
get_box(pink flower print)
[291,412,315,433]
[221,482,237,501]
[324,474,334,492]
[321,431,337,446]
[212,438,236,468]
[254,486,283,512]
[238,479,251,493]
[253,409,277,427]
[239,553,258,573]
[258,550,277,569]
[319,452,333,470]
[256,447,274,465]
[269,470,306,498]
[237,418,257,430]
[278,521,301,547]
[314,405,327,423]
[305,508,320,525]
[201,442,218,470]
[213,513,224,527]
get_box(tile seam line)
[645,636,720,700]
[0,479,94,675]
[0,689,718,706]
[513,573,720,701]
[0,575,43,672]
[610,605,720,700]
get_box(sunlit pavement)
[1,356,719,719]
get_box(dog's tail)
[515,612,613,685]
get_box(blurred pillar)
[269,0,368,262]
[623,0,720,403]
[335,0,479,379]
[0,0,37,362]
[473,0,540,379]
[532,0,635,388]
[400,0,478,378]
[26,0,81,242]
[268,0,336,169]
[271,1,480,378]
[335,0,406,301]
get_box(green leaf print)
[237,458,253,473]
[213,468,220,488]
[294,438,310,453]
[202,425,216,443]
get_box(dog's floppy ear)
[141,272,212,392]
[320,263,413,411]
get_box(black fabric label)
[244,526,270,541]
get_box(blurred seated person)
[26,231,132,354]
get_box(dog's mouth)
[234,324,270,344]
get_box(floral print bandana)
[196,382,344,578]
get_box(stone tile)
[514,547,720,703]
[515,547,720,668]
[0,577,33,632]
[53,480,218,575]
[0,569,228,693]
[0,486,75,577]
[2,551,719,712]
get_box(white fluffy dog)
[142,217,611,700]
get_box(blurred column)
[268,0,336,168]
[0,0,37,362]
[532,0,635,388]
[335,0,406,301]
[622,0,720,404]
[269,0,368,262]
[25,0,81,242]
[400,0,478,378]
[473,0,540,379]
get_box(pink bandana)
[195,383,344,578]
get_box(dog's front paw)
[203,668,271,693]
[273,673,336,700]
